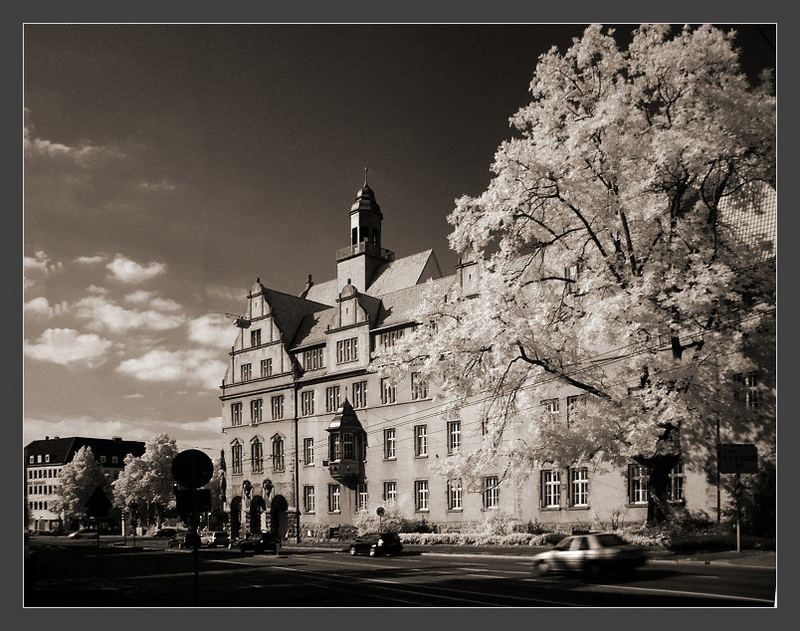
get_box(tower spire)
[363,166,368,188]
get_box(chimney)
[299,273,314,299]
[45,436,49,440]
[112,436,122,441]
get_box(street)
[25,539,776,607]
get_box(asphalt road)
[25,540,776,607]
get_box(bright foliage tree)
[51,446,110,526]
[375,25,775,525]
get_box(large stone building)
[219,177,775,539]
[24,436,145,532]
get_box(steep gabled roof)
[367,249,439,296]
[261,287,329,344]
[375,275,456,329]
[291,307,337,348]
[303,278,339,306]
[24,437,146,466]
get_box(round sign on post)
[376,507,385,517]
[172,449,214,489]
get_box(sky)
[23,24,776,453]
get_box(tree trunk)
[645,456,676,526]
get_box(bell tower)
[350,167,382,249]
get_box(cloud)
[187,314,237,349]
[106,254,167,283]
[24,126,124,164]
[24,328,113,366]
[75,254,107,265]
[24,296,68,317]
[124,290,182,312]
[23,250,63,288]
[86,284,109,295]
[138,180,178,192]
[124,393,145,399]
[74,294,186,333]
[117,348,226,390]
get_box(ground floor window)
[303,486,315,513]
[383,481,397,504]
[668,462,684,502]
[328,484,341,513]
[357,483,369,512]
[447,479,462,511]
[483,476,499,509]
[414,480,429,511]
[541,470,560,508]
[569,467,589,507]
[628,464,649,504]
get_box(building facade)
[219,178,775,538]
[24,436,145,532]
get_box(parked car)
[531,533,647,577]
[348,532,403,557]
[153,527,178,538]
[239,532,280,554]
[202,531,230,548]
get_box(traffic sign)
[172,449,214,489]
[719,443,758,474]
[376,507,385,517]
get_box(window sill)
[303,464,315,468]
[566,505,589,511]
[626,503,648,508]
[415,509,430,513]
[384,457,397,462]
[541,506,561,511]
[446,509,463,513]
[328,511,341,515]
[414,455,429,460]
[305,511,315,515]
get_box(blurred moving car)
[153,527,178,538]
[238,532,280,554]
[348,532,403,557]
[201,531,230,548]
[531,533,647,577]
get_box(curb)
[649,558,776,571]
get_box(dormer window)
[250,329,262,347]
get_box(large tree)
[51,446,110,527]
[375,25,775,525]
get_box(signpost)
[718,443,758,553]
[85,486,111,591]
[376,506,385,531]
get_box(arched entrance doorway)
[250,495,267,534]
[270,494,289,539]
[229,496,242,540]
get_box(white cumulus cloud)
[124,290,182,313]
[74,295,186,333]
[24,328,113,366]
[117,348,226,390]
[75,254,107,265]
[24,296,68,317]
[187,314,238,349]
[106,254,167,284]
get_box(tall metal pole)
[735,473,742,554]
[294,383,301,544]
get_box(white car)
[532,533,647,577]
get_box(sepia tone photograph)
[23,23,776,608]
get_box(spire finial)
[363,166,368,188]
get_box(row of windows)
[27,467,60,479]
[541,395,583,425]
[28,501,50,511]
[28,484,57,496]
[240,358,274,382]
[383,421,460,459]
[29,454,51,464]
[230,436,285,475]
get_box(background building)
[24,436,145,532]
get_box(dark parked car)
[348,532,403,557]
[239,532,280,554]
[202,531,230,548]
[153,527,178,538]
[531,533,647,577]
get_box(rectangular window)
[744,373,761,410]
[336,337,358,364]
[380,378,397,405]
[111,456,118,465]
[414,425,428,457]
[251,440,263,473]
[411,372,428,400]
[232,443,243,475]
[352,380,368,408]
[300,390,315,416]
[447,479,463,511]
[668,462,684,502]
[447,421,461,455]
[44,454,50,463]
[328,484,341,513]
[231,402,243,426]
[383,481,397,504]
[384,428,396,460]
[570,467,589,507]
[100,455,107,464]
[241,363,252,382]
[261,358,272,378]
[541,469,561,508]
[483,476,500,509]
[272,437,285,472]
[303,347,324,371]
[628,464,649,504]
[565,262,581,293]
[566,396,579,426]
[326,386,341,413]
[303,486,316,513]
[379,328,404,349]
[542,398,560,417]
[250,399,262,424]
[415,480,429,511]
[250,329,261,347]
[271,395,284,420]
[342,432,355,460]
[303,438,315,466]
[357,483,369,512]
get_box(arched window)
[272,435,285,472]
[231,440,243,475]
[250,437,263,473]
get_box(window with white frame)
[384,428,396,459]
[300,390,315,416]
[414,425,428,457]
[483,476,500,509]
[383,481,397,504]
[378,328,404,349]
[251,438,263,473]
[231,402,243,426]
[271,395,285,420]
[241,363,252,382]
[303,437,315,466]
[628,464,649,504]
[566,396,579,426]
[447,479,463,511]
[328,484,341,513]
[250,329,262,347]
[44,454,50,463]
[744,373,761,410]
[447,420,461,455]
[342,432,355,460]
[336,337,358,364]
[272,436,285,472]
[326,385,341,413]
[414,480,429,511]
[303,486,315,513]
[356,483,369,512]
[541,470,561,508]
[380,378,396,405]
[352,380,368,408]
[565,262,581,293]
[303,347,324,371]
[668,462,684,502]
[570,467,589,507]
[100,455,107,464]
[250,399,262,424]
[261,358,272,378]
[542,398,559,419]
[231,442,243,475]
[411,372,428,400]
